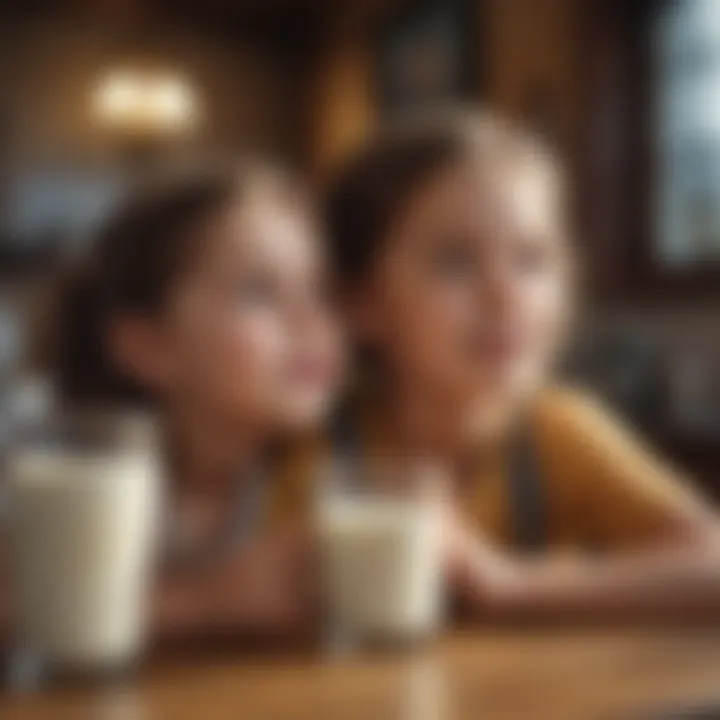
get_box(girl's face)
[354,159,570,409]
[122,190,343,432]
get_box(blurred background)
[0,0,718,492]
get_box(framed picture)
[375,0,478,114]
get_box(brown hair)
[326,107,564,287]
[54,165,305,406]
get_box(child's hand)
[437,498,518,613]
[382,459,519,611]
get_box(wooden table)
[4,628,720,719]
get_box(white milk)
[319,497,443,641]
[8,449,160,669]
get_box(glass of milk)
[317,473,444,651]
[5,409,162,683]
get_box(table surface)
[4,628,720,720]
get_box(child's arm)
[447,389,720,622]
[0,528,314,645]
[152,523,316,637]
[447,514,720,622]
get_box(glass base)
[322,620,438,660]
[4,645,140,693]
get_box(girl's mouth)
[287,353,334,387]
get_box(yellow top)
[467,387,708,550]
[271,386,710,551]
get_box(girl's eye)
[515,239,553,275]
[235,275,279,306]
[428,242,477,279]
[310,277,333,307]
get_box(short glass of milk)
[317,475,444,652]
[5,410,162,684]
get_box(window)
[655,0,720,266]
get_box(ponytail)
[51,170,245,406]
[53,259,148,406]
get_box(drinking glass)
[4,409,162,689]
[316,462,444,654]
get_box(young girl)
[53,165,343,636]
[325,109,720,622]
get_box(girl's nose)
[286,291,324,338]
[477,261,519,317]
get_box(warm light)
[92,69,199,135]
[95,72,138,120]
[150,77,196,128]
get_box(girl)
[53,165,343,636]
[325,109,720,622]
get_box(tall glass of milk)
[5,410,162,681]
[317,472,444,651]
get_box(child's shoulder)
[529,383,683,491]
[528,384,641,480]
[533,383,603,413]
[531,384,622,441]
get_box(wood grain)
[4,628,720,719]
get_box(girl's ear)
[107,316,174,394]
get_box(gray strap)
[164,465,270,572]
[508,429,546,552]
